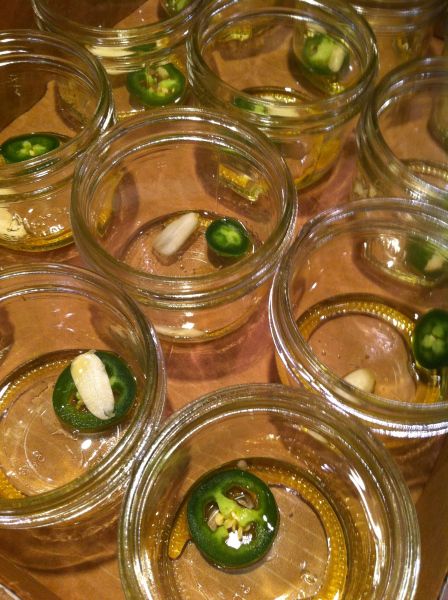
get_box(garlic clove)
[343,367,376,393]
[0,207,26,239]
[153,212,199,257]
[70,351,115,420]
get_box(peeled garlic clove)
[343,368,376,393]
[0,207,26,239]
[71,351,115,420]
[153,212,199,257]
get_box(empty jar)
[0,30,114,267]
[352,56,448,207]
[349,0,445,78]
[187,0,377,189]
[71,107,297,343]
[32,0,203,119]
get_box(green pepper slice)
[0,133,61,164]
[187,468,279,569]
[302,33,349,76]
[205,218,250,258]
[406,239,447,281]
[126,63,185,107]
[161,0,191,15]
[412,309,448,369]
[52,350,136,432]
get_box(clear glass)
[32,0,203,119]
[269,197,448,495]
[71,107,297,343]
[119,383,420,600]
[187,0,377,189]
[352,56,448,207]
[349,0,444,78]
[0,30,114,267]
[0,263,165,568]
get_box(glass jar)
[32,0,203,120]
[0,30,114,268]
[352,56,448,207]
[269,197,448,495]
[71,107,297,343]
[349,0,444,79]
[119,383,420,600]
[187,0,377,190]
[0,263,165,568]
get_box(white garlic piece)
[0,207,26,239]
[70,351,115,420]
[343,368,376,393]
[153,212,199,257]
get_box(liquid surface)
[0,351,124,498]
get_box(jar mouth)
[188,0,378,131]
[71,107,297,307]
[0,262,166,527]
[351,0,444,22]
[357,56,448,205]
[32,0,203,48]
[0,30,114,183]
[269,197,448,434]
[119,384,420,600]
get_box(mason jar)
[349,0,444,78]
[269,197,448,496]
[70,107,297,343]
[352,56,448,207]
[187,0,377,190]
[119,383,420,600]
[0,263,165,568]
[0,30,114,268]
[32,0,203,119]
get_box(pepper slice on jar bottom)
[186,468,278,569]
[168,459,348,596]
[412,308,448,370]
[0,132,61,163]
[126,62,185,107]
[205,217,250,258]
[52,350,136,432]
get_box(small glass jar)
[119,383,420,600]
[269,197,448,494]
[0,263,165,568]
[71,107,297,343]
[0,30,114,268]
[349,0,444,79]
[352,57,448,207]
[187,0,377,189]
[32,0,203,120]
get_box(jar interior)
[127,407,404,599]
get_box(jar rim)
[31,0,203,47]
[0,29,114,182]
[269,197,448,434]
[357,56,448,205]
[0,262,166,526]
[187,0,378,130]
[71,107,297,307]
[119,383,420,600]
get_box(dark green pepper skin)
[406,239,447,281]
[205,218,250,258]
[413,309,448,369]
[302,33,348,76]
[187,468,279,569]
[1,133,61,163]
[52,350,136,432]
[126,62,185,107]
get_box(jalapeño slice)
[412,309,448,370]
[52,350,136,432]
[205,217,250,258]
[187,468,279,569]
[0,133,61,164]
[406,239,447,281]
[127,62,185,107]
[302,33,349,76]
